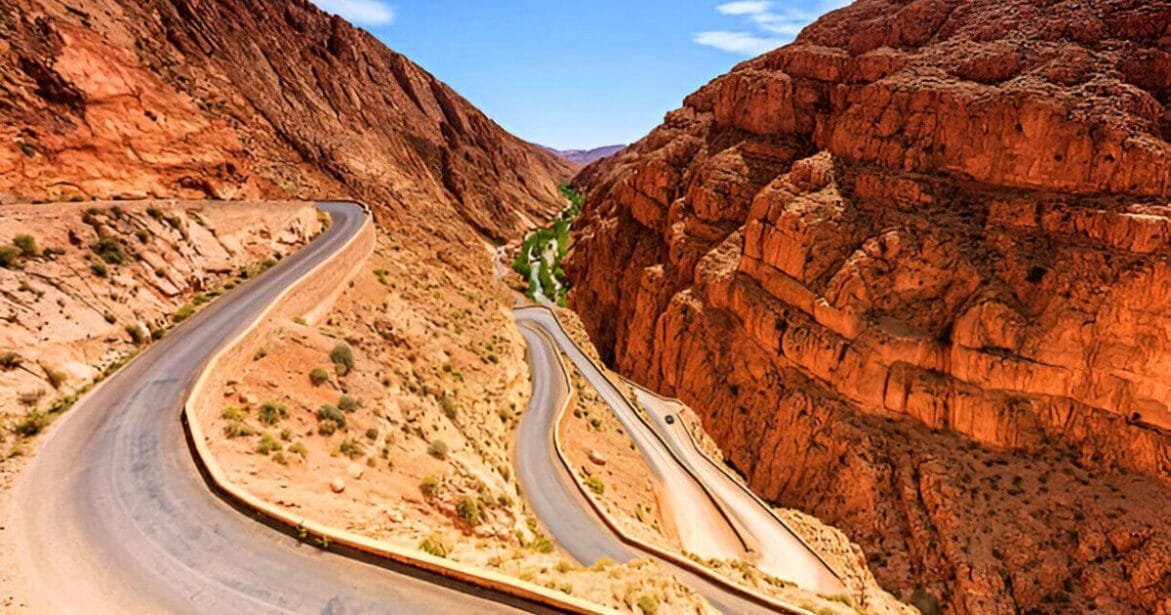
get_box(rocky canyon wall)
[0,0,575,240]
[568,0,1171,611]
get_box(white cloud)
[699,0,851,55]
[693,31,786,55]
[716,1,772,15]
[312,0,396,27]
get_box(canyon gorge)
[567,0,1171,612]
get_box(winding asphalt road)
[514,320,780,615]
[9,202,547,614]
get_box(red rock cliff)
[0,0,575,239]
[568,0,1171,611]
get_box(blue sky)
[310,1,848,150]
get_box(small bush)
[373,268,388,285]
[221,406,247,421]
[636,595,659,615]
[0,352,21,370]
[134,228,149,243]
[0,245,22,268]
[317,419,339,436]
[456,496,482,526]
[223,420,255,439]
[309,367,329,386]
[365,428,379,441]
[419,534,449,558]
[13,234,37,257]
[330,343,354,375]
[317,404,346,429]
[16,409,49,436]
[257,433,281,455]
[92,237,126,265]
[338,395,359,412]
[258,401,289,425]
[146,207,163,219]
[172,304,196,323]
[428,439,448,459]
[150,327,165,341]
[289,441,308,459]
[530,535,554,554]
[338,438,363,459]
[584,476,604,495]
[420,475,439,497]
[125,325,145,345]
[439,395,457,420]
[90,261,108,277]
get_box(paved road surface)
[514,319,778,615]
[9,202,542,614]
[634,390,845,594]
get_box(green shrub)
[330,343,354,375]
[373,268,389,285]
[338,438,363,459]
[258,401,288,425]
[289,441,308,459]
[365,428,379,441]
[0,245,21,268]
[338,394,359,412]
[223,420,255,439]
[90,261,107,277]
[420,475,439,497]
[150,327,165,341]
[16,409,49,436]
[636,595,659,614]
[418,534,449,558]
[317,419,339,436]
[456,496,482,526]
[134,228,149,243]
[13,234,37,257]
[257,433,281,455]
[530,535,554,554]
[146,207,163,219]
[428,439,448,459]
[584,476,604,495]
[221,406,247,421]
[316,404,346,429]
[172,304,196,323]
[92,237,126,265]
[309,367,329,386]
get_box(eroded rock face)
[568,0,1171,610]
[0,0,575,239]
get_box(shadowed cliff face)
[0,0,575,240]
[568,0,1171,611]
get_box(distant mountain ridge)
[543,144,625,166]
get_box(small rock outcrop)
[567,0,1171,611]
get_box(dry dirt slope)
[567,0,1171,612]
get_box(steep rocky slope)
[567,0,1171,612]
[0,0,575,238]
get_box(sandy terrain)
[193,228,713,613]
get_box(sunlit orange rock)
[567,0,1171,610]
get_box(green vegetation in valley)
[512,183,584,306]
